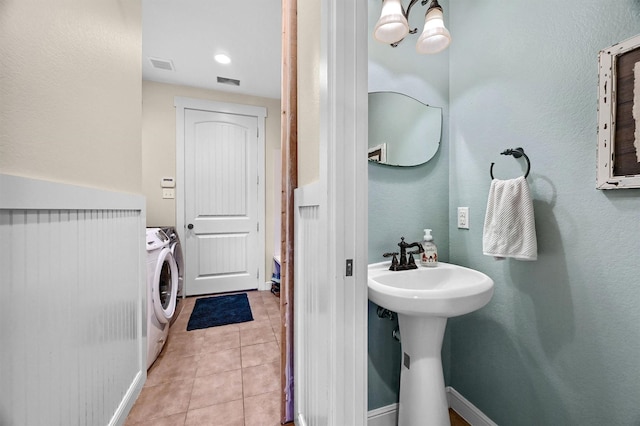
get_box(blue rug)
[187,293,254,331]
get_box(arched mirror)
[368,91,442,167]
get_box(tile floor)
[126,290,282,426]
[126,290,470,426]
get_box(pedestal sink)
[368,261,494,426]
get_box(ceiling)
[142,0,282,100]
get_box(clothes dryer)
[161,226,184,325]
[146,228,178,369]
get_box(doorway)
[175,98,267,297]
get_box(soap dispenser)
[421,229,438,267]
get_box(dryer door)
[152,248,178,324]
[170,241,184,281]
[170,241,184,300]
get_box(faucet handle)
[383,252,400,271]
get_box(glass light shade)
[416,7,451,54]
[373,0,409,44]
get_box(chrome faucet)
[383,237,424,271]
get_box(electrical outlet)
[457,207,469,229]
[162,188,175,199]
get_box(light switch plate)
[162,188,175,199]
[457,207,469,229]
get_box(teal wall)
[367,0,451,410]
[448,1,640,424]
[368,0,640,421]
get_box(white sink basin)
[368,261,494,426]
[368,261,494,317]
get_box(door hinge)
[257,222,259,232]
[345,259,353,276]
[257,175,259,185]
[256,268,259,279]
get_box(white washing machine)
[146,228,178,369]
[161,227,184,325]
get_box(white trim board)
[261,280,272,291]
[291,0,368,424]
[367,403,398,426]
[447,387,498,426]
[0,174,145,211]
[367,387,498,426]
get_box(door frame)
[281,0,368,424]
[174,97,267,294]
[317,0,368,423]
[280,0,297,421]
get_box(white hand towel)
[483,176,537,261]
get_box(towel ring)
[490,147,531,179]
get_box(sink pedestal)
[397,314,449,426]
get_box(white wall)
[0,0,142,193]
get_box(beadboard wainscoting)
[367,387,498,426]
[0,175,146,426]
[294,182,325,425]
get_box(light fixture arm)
[404,0,429,27]
[426,0,443,13]
[389,0,429,47]
[424,0,444,21]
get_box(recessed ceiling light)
[214,54,231,64]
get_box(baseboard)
[297,413,308,426]
[366,388,497,426]
[259,280,272,291]
[108,370,145,426]
[446,387,498,426]
[367,403,398,426]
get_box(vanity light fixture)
[373,0,451,54]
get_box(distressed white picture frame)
[597,34,640,189]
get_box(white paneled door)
[183,107,263,296]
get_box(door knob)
[187,223,194,230]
